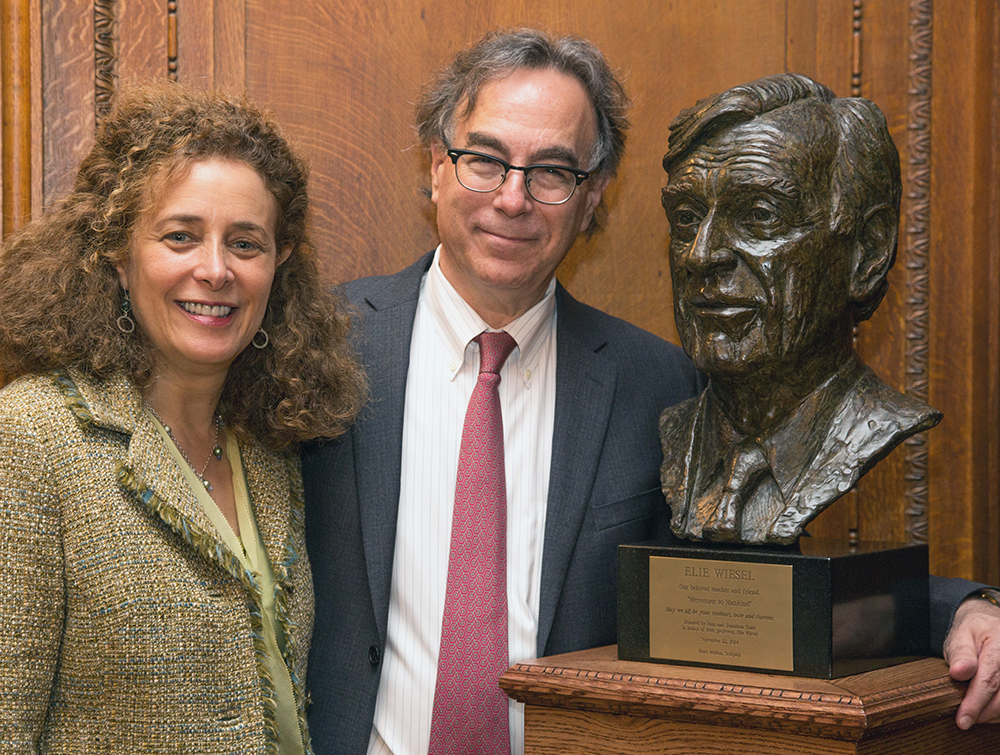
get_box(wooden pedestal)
[500,645,1000,754]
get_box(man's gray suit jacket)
[301,252,703,753]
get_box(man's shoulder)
[556,286,695,375]
[339,251,434,310]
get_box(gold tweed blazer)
[0,369,315,754]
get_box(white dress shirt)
[368,248,557,755]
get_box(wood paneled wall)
[4,0,998,582]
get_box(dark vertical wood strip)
[903,0,934,544]
[851,1,863,96]
[847,0,864,545]
[168,1,178,81]
[1,0,33,237]
[94,0,116,119]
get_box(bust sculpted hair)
[0,80,365,448]
[663,73,901,322]
[414,28,630,232]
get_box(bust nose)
[680,208,736,274]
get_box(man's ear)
[429,139,448,205]
[578,172,612,235]
[849,204,897,306]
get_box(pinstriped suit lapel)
[350,253,431,639]
[536,287,618,656]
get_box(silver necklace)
[146,405,224,492]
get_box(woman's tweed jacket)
[0,369,315,754]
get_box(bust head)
[662,74,900,388]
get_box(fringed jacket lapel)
[240,441,299,586]
[61,368,259,593]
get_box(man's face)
[663,103,855,379]
[430,67,610,325]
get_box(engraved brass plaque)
[649,556,793,671]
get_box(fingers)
[945,596,1000,728]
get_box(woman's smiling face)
[118,157,290,378]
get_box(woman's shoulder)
[1,370,69,406]
[0,370,93,431]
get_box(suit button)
[368,645,381,666]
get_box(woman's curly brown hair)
[0,80,365,449]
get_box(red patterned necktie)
[428,331,517,755]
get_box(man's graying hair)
[415,28,630,179]
[663,73,901,321]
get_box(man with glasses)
[303,28,1000,755]
[303,28,701,755]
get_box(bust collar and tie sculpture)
[659,73,941,545]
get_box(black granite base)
[618,538,929,678]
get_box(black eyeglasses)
[446,148,591,205]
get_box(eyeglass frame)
[445,148,592,205]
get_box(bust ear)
[849,204,897,306]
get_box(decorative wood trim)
[168,0,178,81]
[847,0,863,544]
[94,0,116,119]
[851,1,863,96]
[499,646,966,744]
[903,0,934,544]
[1,0,33,237]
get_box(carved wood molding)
[499,647,964,743]
[903,0,934,544]
[851,0,863,97]
[94,0,116,119]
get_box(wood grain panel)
[984,3,1000,587]
[41,0,95,205]
[212,0,246,89]
[523,709,857,755]
[927,1,999,580]
[173,0,246,88]
[116,0,168,80]
[175,0,214,84]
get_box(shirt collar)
[700,354,867,498]
[423,246,557,386]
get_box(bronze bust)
[659,73,941,545]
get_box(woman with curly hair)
[0,81,365,754]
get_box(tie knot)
[723,438,770,492]
[475,331,516,375]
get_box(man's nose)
[493,170,533,216]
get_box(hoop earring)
[117,290,136,333]
[252,327,269,349]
